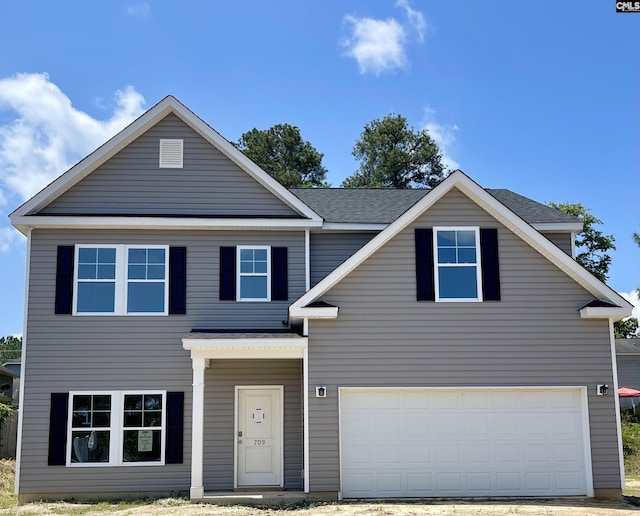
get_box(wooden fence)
[0,410,18,459]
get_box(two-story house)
[9,96,632,502]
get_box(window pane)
[127,282,165,313]
[148,249,165,264]
[124,395,142,410]
[438,267,478,299]
[144,411,162,427]
[98,248,116,263]
[147,265,165,280]
[437,231,456,246]
[437,248,456,264]
[240,276,268,299]
[97,264,116,279]
[128,264,146,280]
[123,429,161,462]
[457,231,476,247]
[254,260,268,273]
[73,395,91,412]
[254,249,267,261]
[240,249,253,261]
[93,395,111,410]
[124,411,143,427]
[71,431,110,463]
[78,248,97,263]
[72,411,91,428]
[77,282,116,312]
[457,248,477,264]
[92,412,111,428]
[128,248,147,264]
[144,394,162,410]
[240,261,253,273]
[78,264,97,280]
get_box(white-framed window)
[67,391,166,467]
[237,246,270,302]
[434,227,483,302]
[74,245,169,315]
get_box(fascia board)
[579,306,632,320]
[321,223,387,231]
[11,96,323,223]
[10,215,322,232]
[290,170,632,312]
[533,222,583,232]
[289,306,339,319]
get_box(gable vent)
[159,139,184,168]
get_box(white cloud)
[343,15,407,75]
[620,291,640,321]
[126,3,151,18]
[0,227,21,253]
[396,0,426,42]
[0,73,145,203]
[342,0,426,75]
[421,107,460,171]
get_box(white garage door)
[340,388,590,498]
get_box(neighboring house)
[9,96,632,502]
[0,364,18,405]
[616,339,640,390]
[2,358,21,405]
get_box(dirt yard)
[2,497,639,516]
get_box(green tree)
[615,318,639,339]
[548,202,615,283]
[342,114,446,189]
[236,124,328,188]
[0,335,22,362]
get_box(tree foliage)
[236,124,328,188]
[0,335,21,363]
[548,202,615,283]
[342,114,445,189]
[615,318,639,339]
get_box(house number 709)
[254,439,266,446]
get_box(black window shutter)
[55,246,74,314]
[480,228,501,301]
[165,391,184,464]
[415,229,435,301]
[169,247,187,314]
[271,247,288,301]
[48,392,69,465]
[219,247,236,300]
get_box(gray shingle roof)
[289,188,581,226]
[616,339,640,355]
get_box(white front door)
[236,386,283,487]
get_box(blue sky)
[0,1,638,337]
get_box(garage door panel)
[340,388,588,498]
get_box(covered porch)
[182,331,309,500]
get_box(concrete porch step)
[199,491,307,506]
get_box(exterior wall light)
[316,385,327,398]
[597,384,609,396]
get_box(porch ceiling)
[182,331,307,359]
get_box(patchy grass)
[0,459,16,509]
[622,411,640,477]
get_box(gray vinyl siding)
[542,231,574,256]
[39,114,300,218]
[203,360,303,491]
[310,232,377,287]
[18,228,305,495]
[306,188,619,494]
[617,356,640,390]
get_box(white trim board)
[10,96,322,225]
[290,171,632,317]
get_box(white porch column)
[190,356,207,499]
